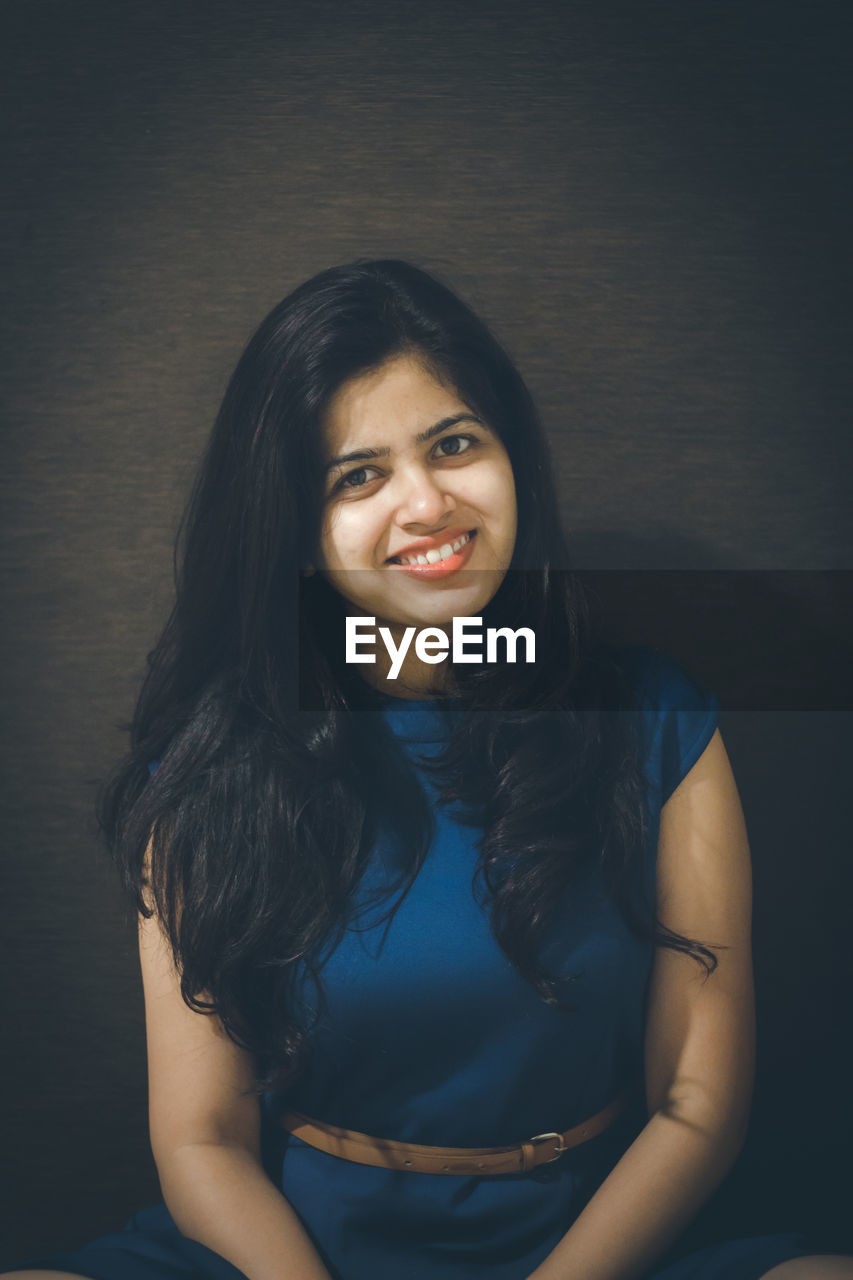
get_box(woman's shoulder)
[613,644,720,806]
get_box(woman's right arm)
[139,904,332,1280]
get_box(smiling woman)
[314,351,518,689]
[6,260,846,1280]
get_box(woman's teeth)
[392,530,473,566]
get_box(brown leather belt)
[280,1089,634,1176]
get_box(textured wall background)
[2,0,851,1263]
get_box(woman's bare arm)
[139,895,332,1280]
[526,728,755,1280]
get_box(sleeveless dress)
[13,648,811,1280]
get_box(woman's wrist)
[525,1107,745,1280]
[159,1140,333,1280]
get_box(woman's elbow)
[653,1072,753,1167]
[149,1103,262,1175]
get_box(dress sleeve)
[629,647,720,807]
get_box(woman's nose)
[393,464,456,528]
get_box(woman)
[7,260,847,1280]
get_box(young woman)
[8,260,848,1280]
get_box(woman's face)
[315,353,517,633]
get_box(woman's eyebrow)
[325,413,486,474]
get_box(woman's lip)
[385,529,477,579]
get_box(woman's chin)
[383,569,508,624]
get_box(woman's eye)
[338,465,380,491]
[434,434,475,458]
[332,436,477,494]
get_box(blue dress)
[13,649,810,1280]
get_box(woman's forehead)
[320,354,471,455]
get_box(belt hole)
[442,1165,449,1171]
[404,1159,412,1166]
[478,1162,485,1169]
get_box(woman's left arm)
[528,728,756,1280]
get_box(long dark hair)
[98,260,714,1096]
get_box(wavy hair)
[98,260,715,1096]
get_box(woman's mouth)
[385,529,477,578]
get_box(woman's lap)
[648,1232,813,1280]
[8,1202,813,1280]
[6,1204,247,1280]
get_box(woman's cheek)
[333,504,382,569]
[476,460,517,522]
[321,498,356,555]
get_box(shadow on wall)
[571,543,853,712]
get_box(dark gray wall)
[2,0,851,1263]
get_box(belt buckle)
[528,1131,566,1163]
